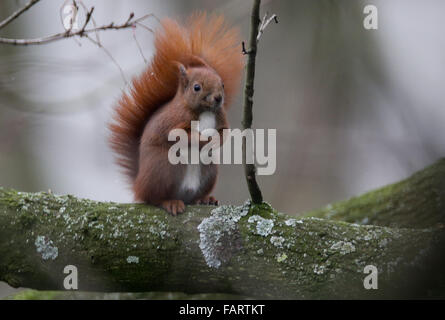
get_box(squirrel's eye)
[193,84,201,92]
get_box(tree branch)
[0,13,155,46]
[1,159,444,299]
[0,0,41,30]
[306,159,445,229]
[0,1,156,85]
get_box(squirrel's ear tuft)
[177,63,189,89]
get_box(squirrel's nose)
[214,94,222,104]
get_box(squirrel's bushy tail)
[109,12,244,181]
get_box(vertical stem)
[242,0,263,204]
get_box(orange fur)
[109,12,244,181]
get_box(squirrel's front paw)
[161,200,185,216]
[195,196,219,206]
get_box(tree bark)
[1,159,444,299]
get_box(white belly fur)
[181,164,201,193]
[199,111,216,135]
[179,112,214,199]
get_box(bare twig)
[241,41,251,55]
[0,2,156,85]
[132,26,148,64]
[258,12,268,36]
[0,13,155,45]
[84,34,128,85]
[0,0,41,30]
[135,21,154,33]
[241,0,264,204]
[242,8,278,55]
[125,12,135,25]
[75,0,101,43]
[256,12,278,42]
[78,6,94,35]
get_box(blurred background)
[1,0,444,297]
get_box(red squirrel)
[109,13,244,215]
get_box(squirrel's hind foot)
[161,200,185,216]
[195,196,219,206]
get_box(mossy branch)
[1,159,445,299]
